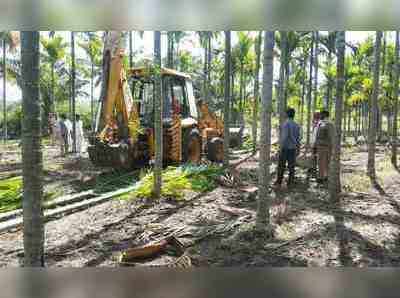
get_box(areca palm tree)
[392,31,399,167]
[21,31,44,267]
[167,31,187,69]
[306,32,314,147]
[252,31,262,153]
[40,35,67,117]
[70,31,76,153]
[367,31,382,179]
[79,33,102,131]
[197,31,220,102]
[1,31,19,142]
[313,31,319,115]
[223,31,231,167]
[277,31,287,136]
[256,31,274,234]
[236,32,253,112]
[329,31,345,201]
[320,31,337,110]
[153,31,162,199]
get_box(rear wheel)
[207,137,224,162]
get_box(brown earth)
[1,141,400,267]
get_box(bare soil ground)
[1,140,400,267]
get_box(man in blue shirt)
[274,108,301,188]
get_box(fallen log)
[118,235,185,263]
[119,239,169,262]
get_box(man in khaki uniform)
[314,110,335,184]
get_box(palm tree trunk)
[207,34,212,96]
[51,60,56,113]
[256,31,274,234]
[239,62,244,112]
[203,37,208,101]
[223,31,231,167]
[368,31,382,179]
[313,31,319,114]
[167,32,174,69]
[347,105,352,136]
[300,50,308,132]
[392,31,399,167]
[21,31,44,267]
[71,31,77,153]
[129,31,133,68]
[231,68,235,124]
[153,31,163,199]
[2,37,6,143]
[325,51,332,110]
[278,31,287,139]
[90,62,94,132]
[329,31,345,201]
[306,33,314,148]
[252,32,262,154]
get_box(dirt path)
[1,145,400,267]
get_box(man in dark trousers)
[274,108,301,188]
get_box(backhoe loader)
[88,48,238,169]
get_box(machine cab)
[129,67,198,128]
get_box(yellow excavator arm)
[99,49,140,144]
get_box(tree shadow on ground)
[369,176,389,196]
[43,192,211,267]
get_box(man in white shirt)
[75,114,85,156]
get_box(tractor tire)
[207,137,224,163]
[183,129,202,164]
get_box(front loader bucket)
[88,139,135,170]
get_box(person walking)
[58,114,69,156]
[274,108,302,188]
[310,112,321,178]
[75,114,84,156]
[314,110,335,184]
[49,112,58,146]
[64,115,73,153]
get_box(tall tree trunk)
[342,102,347,141]
[231,68,235,124]
[129,31,133,68]
[325,51,332,110]
[392,31,399,167]
[51,62,55,116]
[71,31,77,153]
[377,33,386,142]
[21,31,44,267]
[2,36,6,143]
[313,31,319,114]
[153,31,163,199]
[167,32,174,69]
[300,50,308,132]
[239,62,244,112]
[278,31,287,139]
[367,31,382,179]
[329,31,345,201]
[223,31,231,167]
[207,33,212,97]
[90,62,94,132]
[203,35,208,102]
[347,103,351,139]
[256,31,274,234]
[252,32,262,154]
[306,33,314,147]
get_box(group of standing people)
[274,108,335,188]
[50,113,85,157]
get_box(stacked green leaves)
[132,164,224,199]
